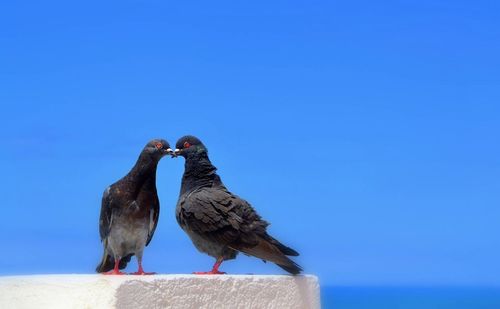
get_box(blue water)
[321,286,500,309]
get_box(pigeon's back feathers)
[177,180,303,274]
[178,186,268,247]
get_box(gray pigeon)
[96,139,172,275]
[172,135,302,275]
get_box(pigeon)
[172,135,302,275]
[96,139,172,275]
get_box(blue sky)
[0,1,499,287]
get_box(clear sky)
[0,1,499,287]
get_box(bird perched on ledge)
[96,139,172,275]
[172,135,302,275]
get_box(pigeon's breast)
[107,213,150,256]
[184,228,226,257]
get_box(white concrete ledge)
[0,274,320,309]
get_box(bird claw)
[193,270,226,275]
[131,271,156,275]
[103,270,127,275]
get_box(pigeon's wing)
[180,186,302,274]
[146,196,159,246]
[179,187,267,247]
[99,186,113,241]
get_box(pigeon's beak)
[172,148,181,158]
[163,148,173,155]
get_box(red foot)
[194,257,226,274]
[193,270,226,275]
[131,271,156,275]
[103,270,127,275]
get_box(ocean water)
[321,286,500,309]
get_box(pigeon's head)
[144,139,173,158]
[172,135,207,158]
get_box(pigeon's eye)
[155,143,163,149]
[183,142,191,149]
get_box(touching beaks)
[171,148,181,158]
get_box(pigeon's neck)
[180,152,219,195]
[126,152,159,190]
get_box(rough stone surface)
[0,274,320,309]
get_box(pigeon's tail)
[276,260,303,275]
[234,237,302,275]
[95,252,133,273]
[95,253,113,273]
[266,235,300,256]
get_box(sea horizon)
[321,285,500,309]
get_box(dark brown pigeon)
[96,139,172,275]
[172,135,302,275]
